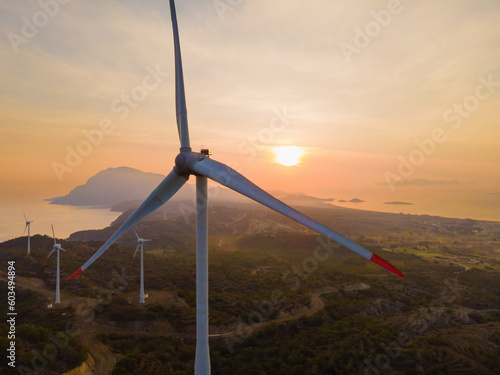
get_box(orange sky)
[1,0,499,219]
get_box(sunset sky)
[1,0,499,220]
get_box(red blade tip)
[67,268,83,281]
[370,253,405,279]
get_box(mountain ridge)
[48,166,334,210]
[49,167,174,207]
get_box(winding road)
[7,275,367,374]
[4,275,116,375]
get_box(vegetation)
[0,282,86,374]
[1,204,499,374]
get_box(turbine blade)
[46,248,56,260]
[23,213,27,222]
[67,169,188,280]
[190,158,404,278]
[133,227,139,240]
[52,224,56,245]
[23,224,28,236]
[169,0,191,150]
[133,244,140,259]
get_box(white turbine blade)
[23,223,28,236]
[52,224,56,245]
[133,227,139,240]
[190,158,404,278]
[67,169,188,280]
[169,0,190,150]
[133,244,141,259]
[23,213,27,222]
[46,248,56,261]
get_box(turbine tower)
[23,213,34,255]
[132,227,155,304]
[46,225,67,304]
[68,1,404,373]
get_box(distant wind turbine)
[23,213,33,255]
[46,225,67,304]
[68,1,404,373]
[132,227,155,304]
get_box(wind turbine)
[132,227,155,303]
[23,213,33,255]
[46,225,67,304]
[68,1,404,373]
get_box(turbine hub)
[174,151,205,175]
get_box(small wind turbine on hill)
[132,227,155,303]
[46,225,67,304]
[68,1,404,373]
[23,213,33,254]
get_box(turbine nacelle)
[23,213,33,225]
[46,245,66,261]
[174,151,206,176]
[137,238,155,243]
[54,244,66,251]
[133,227,156,244]
[47,225,67,260]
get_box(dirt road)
[4,275,117,375]
[6,275,367,374]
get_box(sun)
[273,146,305,166]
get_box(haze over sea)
[329,191,500,223]
[0,200,120,243]
[1,191,499,243]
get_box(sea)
[0,200,121,243]
[330,191,500,223]
[1,193,499,243]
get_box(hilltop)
[46,166,337,211]
[48,167,167,207]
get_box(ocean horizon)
[1,193,499,244]
[0,200,121,243]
